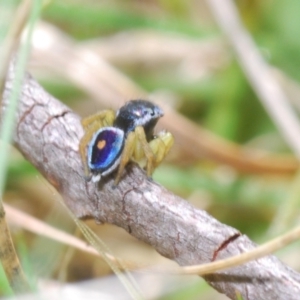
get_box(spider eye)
[146,108,155,116]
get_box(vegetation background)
[1,0,300,299]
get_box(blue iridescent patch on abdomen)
[88,127,124,172]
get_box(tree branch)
[3,62,300,300]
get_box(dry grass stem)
[206,0,300,158]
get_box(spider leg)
[80,109,116,177]
[114,131,136,185]
[156,131,174,154]
[135,126,155,177]
[81,109,115,130]
[149,138,165,169]
[132,136,144,161]
[149,131,174,169]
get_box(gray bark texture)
[2,63,300,300]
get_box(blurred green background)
[1,0,300,299]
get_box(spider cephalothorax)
[114,100,163,140]
[79,99,174,184]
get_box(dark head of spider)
[114,99,163,141]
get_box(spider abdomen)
[88,127,124,180]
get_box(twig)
[0,206,29,293]
[3,62,300,299]
[181,224,300,276]
[4,204,112,261]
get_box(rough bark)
[2,63,300,300]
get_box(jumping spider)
[79,99,174,185]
